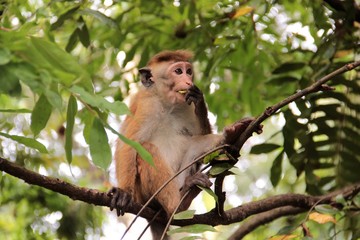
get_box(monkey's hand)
[107,187,132,216]
[185,85,207,116]
[176,172,212,212]
[185,85,212,134]
[180,172,212,195]
[224,117,263,146]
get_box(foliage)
[0,0,360,239]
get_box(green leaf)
[45,88,63,110]
[80,8,118,29]
[353,193,360,208]
[272,62,306,74]
[173,210,195,220]
[31,37,78,74]
[70,86,129,115]
[77,16,90,47]
[0,65,21,96]
[89,118,112,170]
[203,151,220,164]
[29,37,93,92]
[251,143,281,154]
[266,76,299,85]
[0,132,48,153]
[270,151,284,187]
[82,111,94,145]
[10,63,42,94]
[50,5,81,30]
[197,186,218,205]
[31,94,52,136]
[314,205,339,215]
[334,194,346,206]
[209,163,234,176]
[167,224,217,235]
[65,95,77,164]
[0,48,11,65]
[276,225,296,235]
[65,28,79,52]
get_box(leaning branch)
[235,60,360,149]
[1,156,360,228]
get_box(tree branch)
[172,183,360,226]
[0,157,157,220]
[235,60,360,150]
[228,206,306,240]
[1,149,360,236]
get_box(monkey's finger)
[186,173,212,189]
[186,96,197,105]
[190,84,201,94]
[186,88,202,99]
[117,207,123,216]
[195,176,212,188]
[110,189,120,212]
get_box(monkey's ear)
[139,67,153,87]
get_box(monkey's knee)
[107,187,132,216]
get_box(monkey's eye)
[175,68,183,75]
[186,68,193,75]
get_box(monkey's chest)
[151,123,196,164]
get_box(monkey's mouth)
[177,90,187,95]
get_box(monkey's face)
[139,61,194,105]
[162,61,193,104]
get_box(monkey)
[108,50,261,239]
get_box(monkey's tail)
[150,221,169,240]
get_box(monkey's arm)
[223,117,263,158]
[185,85,212,134]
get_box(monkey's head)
[139,50,194,105]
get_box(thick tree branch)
[2,154,359,229]
[0,157,157,220]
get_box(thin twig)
[160,191,190,240]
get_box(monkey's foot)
[107,187,132,216]
[181,172,212,194]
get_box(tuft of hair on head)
[147,50,193,66]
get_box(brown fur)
[147,50,193,66]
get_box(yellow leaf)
[309,212,336,224]
[334,49,353,58]
[269,234,298,240]
[232,6,254,19]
